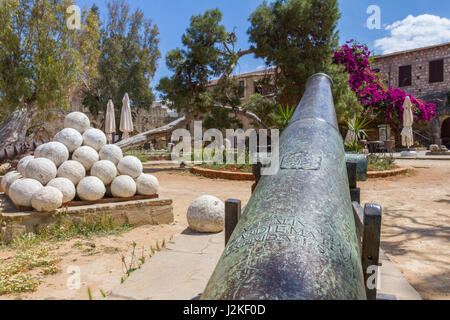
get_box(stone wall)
[372,43,450,98]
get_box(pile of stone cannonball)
[2,112,159,212]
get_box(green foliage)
[0,0,82,112]
[83,0,161,123]
[270,104,295,131]
[367,155,397,171]
[0,246,57,295]
[157,9,244,129]
[344,140,363,154]
[346,117,371,141]
[248,0,361,123]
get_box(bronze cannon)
[202,73,367,300]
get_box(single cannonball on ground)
[1,171,22,196]
[34,142,69,167]
[47,177,76,204]
[187,195,225,233]
[64,112,91,134]
[57,160,86,185]
[99,144,123,166]
[83,128,107,152]
[54,128,83,153]
[111,175,136,198]
[136,174,159,195]
[117,156,143,179]
[24,158,57,185]
[17,156,34,176]
[77,176,106,201]
[31,186,63,212]
[91,160,117,185]
[72,146,99,171]
[9,178,43,208]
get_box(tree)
[121,1,362,149]
[83,0,160,129]
[0,0,83,148]
[248,0,361,124]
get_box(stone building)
[372,42,450,146]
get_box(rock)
[47,177,76,203]
[187,195,225,233]
[136,174,159,195]
[99,144,123,166]
[54,128,83,153]
[24,158,57,185]
[83,128,107,152]
[17,156,34,176]
[9,178,43,208]
[57,160,86,185]
[429,144,439,152]
[91,160,117,185]
[31,186,63,212]
[64,112,91,134]
[111,175,136,198]
[117,156,143,179]
[72,146,99,171]
[34,142,69,167]
[77,176,106,201]
[1,171,22,196]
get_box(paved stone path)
[109,230,421,300]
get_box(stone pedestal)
[0,194,173,243]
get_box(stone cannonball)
[117,156,143,179]
[31,186,63,212]
[187,195,225,233]
[24,158,57,185]
[72,146,99,171]
[9,178,43,208]
[91,160,117,185]
[136,174,159,196]
[57,160,86,185]
[64,112,91,134]
[77,176,106,201]
[99,144,123,166]
[83,128,107,152]
[54,128,83,153]
[17,156,34,176]
[47,177,76,204]
[111,175,136,198]
[34,142,69,167]
[1,171,22,196]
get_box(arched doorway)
[442,117,450,147]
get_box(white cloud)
[256,65,266,70]
[374,14,450,54]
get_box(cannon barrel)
[202,73,366,300]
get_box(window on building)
[398,65,412,87]
[238,80,245,98]
[372,68,380,73]
[429,59,444,83]
[254,81,263,95]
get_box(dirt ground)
[0,160,449,300]
[360,159,450,300]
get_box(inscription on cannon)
[280,151,322,170]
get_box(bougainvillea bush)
[333,40,436,129]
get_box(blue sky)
[74,0,450,96]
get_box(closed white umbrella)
[120,93,133,140]
[105,99,116,144]
[401,96,414,148]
